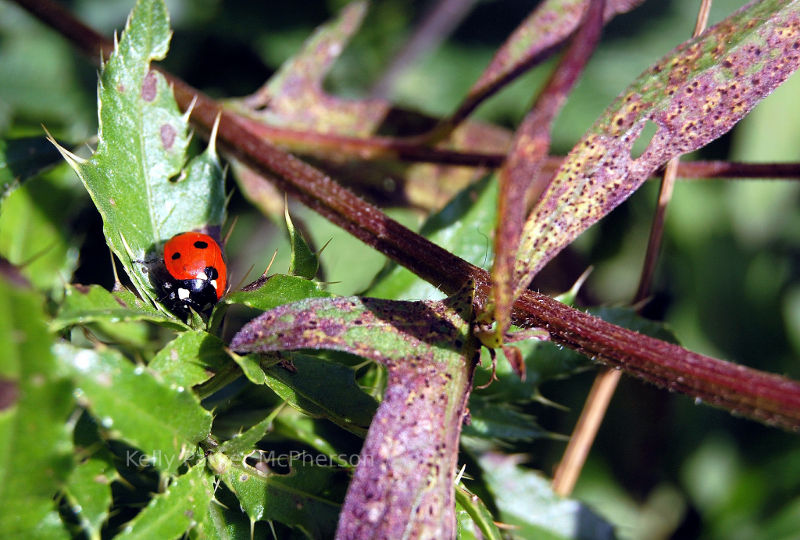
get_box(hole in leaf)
[630,120,659,159]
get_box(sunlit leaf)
[149,331,230,388]
[55,343,212,475]
[286,207,319,279]
[116,462,213,539]
[53,0,225,306]
[220,460,341,537]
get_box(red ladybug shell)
[163,232,227,300]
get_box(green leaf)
[195,490,251,540]
[286,207,319,280]
[367,173,497,300]
[116,461,213,539]
[150,331,230,388]
[220,460,341,537]
[478,453,615,540]
[462,395,554,442]
[63,414,118,540]
[229,352,271,385]
[223,273,333,312]
[54,284,185,331]
[261,353,378,435]
[0,272,73,537]
[219,407,280,458]
[455,483,503,540]
[55,343,212,475]
[54,0,225,306]
[514,0,800,297]
[0,174,81,293]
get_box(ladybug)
[156,232,227,319]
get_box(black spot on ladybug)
[193,241,209,249]
[171,252,181,260]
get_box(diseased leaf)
[0,271,73,538]
[234,1,386,136]
[55,343,212,475]
[491,0,605,339]
[478,453,615,540]
[514,1,800,298]
[220,460,341,537]
[441,0,642,134]
[230,286,478,539]
[53,0,225,307]
[116,462,213,539]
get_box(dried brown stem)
[15,0,800,431]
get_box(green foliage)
[2,0,799,538]
[0,273,73,538]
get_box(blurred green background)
[1,1,798,538]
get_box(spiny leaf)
[286,207,319,279]
[514,0,800,299]
[223,273,333,311]
[455,483,503,540]
[220,460,341,537]
[491,0,605,339]
[0,271,73,538]
[115,462,213,539]
[54,0,224,306]
[55,343,212,475]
